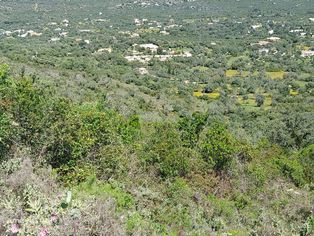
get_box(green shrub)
[95,145,130,179]
[126,212,143,233]
[0,64,14,159]
[167,177,192,200]
[0,113,13,159]
[119,115,140,144]
[299,144,314,183]
[231,192,251,210]
[9,79,48,143]
[159,147,193,178]
[300,216,314,236]
[73,177,134,210]
[141,123,181,168]
[0,64,9,81]
[56,163,96,186]
[47,104,137,169]
[178,112,207,148]
[208,194,236,218]
[198,123,236,171]
[275,157,306,187]
[141,123,201,178]
[247,163,267,187]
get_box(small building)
[301,50,314,57]
[267,37,280,42]
[258,40,270,46]
[139,43,159,53]
[96,48,112,53]
[59,32,68,37]
[251,24,262,30]
[160,30,169,35]
[4,31,12,36]
[289,29,303,33]
[49,37,60,42]
[259,48,270,54]
[27,30,42,37]
[138,67,149,75]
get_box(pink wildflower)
[39,228,48,236]
[10,223,20,234]
[50,213,58,223]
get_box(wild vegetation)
[0,0,313,235]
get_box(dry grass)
[226,70,285,79]
[193,91,220,99]
[266,71,285,79]
[290,90,299,96]
[0,149,125,236]
[226,70,239,77]
[238,93,272,109]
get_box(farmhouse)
[257,40,270,46]
[79,29,92,33]
[139,43,159,53]
[160,30,169,35]
[251,24,262,30]
[301,50,314,57]
[125,55,152,63]
[165,24,181,29]
[289,29,303,33]
[130,33,140,38]
[95,48,112,53]
[138,67,149,75]
[19,32,28,38]
[259,48,270,54]
[59,32,68,37]
[95,19,107,22]
[49,37,60,42]
[28,30,42,36]
[62,19,69,27]
[48,22,58,26]
[267,37,280,42]
[4,31,12,36]
[125,50,192,63]
[18,30,42,37]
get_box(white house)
[301,50,314,57]
[139,43,159,53]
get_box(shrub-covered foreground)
[0,64,313,235]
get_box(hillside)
[0,0,313,235]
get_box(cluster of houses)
[124,43,192,63]
[1,13,313,62]
[133,18,182,36]
[254,36,281,48]
[0,29,42,38]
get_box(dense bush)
[159,147,193,177]
[299,144,314,183]
[0,113,13,159]
[0,64,313,235]
[275,156,306,187]
[198,123,236,171]
[0,64,14,159]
